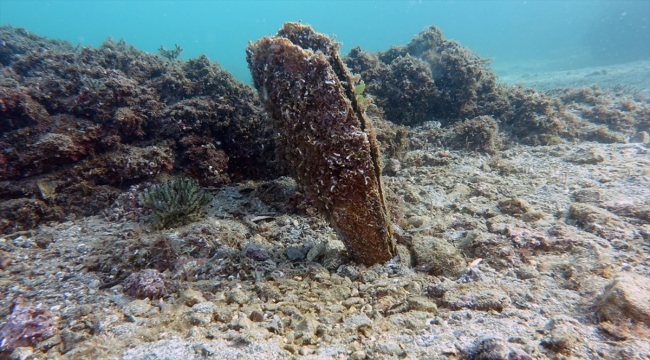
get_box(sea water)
[1,0,648,83]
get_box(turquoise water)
[1,1,648,82]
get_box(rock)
[541,316,582,353]
[60,328,89,354]
[322,238,347,269]
[412,236,466,278]
[316,285,351,302]
[62,304,93,319]
[244,245,270,261]
[285,246,305,261]
[123,269,167,299]
[337,265,360,281]
[34,334,62,352]
[407,215,425,228]
[293,314,320,344]
[186,302,217,326]
[0,298,57,352]
[462,336,532,360]
[359,270,378,283]
[515,265,539,280]
[498,197,545,221]
[122,299,155,317]
[229,312,253,331]
[214,308,234,323]
[573,189,603,203]
[382,158,401,176]
[486,215,509,234]
[306,242,325,262]
[404,188,422,204]
[249,310,264,322]
[597,272,650,326]
[569,202,635,241]
[442,283,510,312]
[630,131,650,144]
[343,297,362,308]
[255,282,282,302]
[407,296,438,313]
[565,147,605,164]
[252,176,298,211]
[180,288,206,307]
[308,264,330,282]
[226,288,250,305]
[345,314,372,330]
[8,347,33,360]
[376,341,404,356]
[396,244,413,268]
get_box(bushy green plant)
[139,177,213,229]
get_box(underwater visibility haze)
[0,1,650,359]
[1,0,649,81]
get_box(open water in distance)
[1,0,648,82]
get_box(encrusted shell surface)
[246,22,396,265]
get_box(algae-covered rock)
[412,236,466,278]
[247,22,396,265]
[596,272,650,326]
[569,202,636,241]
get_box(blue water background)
[1,1,648,82]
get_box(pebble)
[344,314,372,330]
[541,316,581,353]
[442,282,510,312]
[230,312,253,331]
[375,341,403,356]
[407,296,438,313]
[180,288,206,307]
[8,347,33,360]
[122,299,155,317]
[185,301,217,326]
[285,246,305,261]
[226,288,250,305]
[597,272,650,325]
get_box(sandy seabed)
[1,24,649,359]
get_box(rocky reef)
[0,25,277,234]
[344,26,650,149]
[246,23,396,265]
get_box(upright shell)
[246,22,396,265]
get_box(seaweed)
[157,44,183,60]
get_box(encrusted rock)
[123,269,167,299]
[569,202,635,241]
[185,301,217,326]
[412,236,466,278]
[461,336,532,360]
[442,282,510,312]
[344,314,372,330]
[541,316,582,353]
[122,299,155,317]
[407,296,438,313]
[0,298,57,352]
[226,288,250,305]
[597,272,650,326]
[565,147,605,164]
[180,288,206,307]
